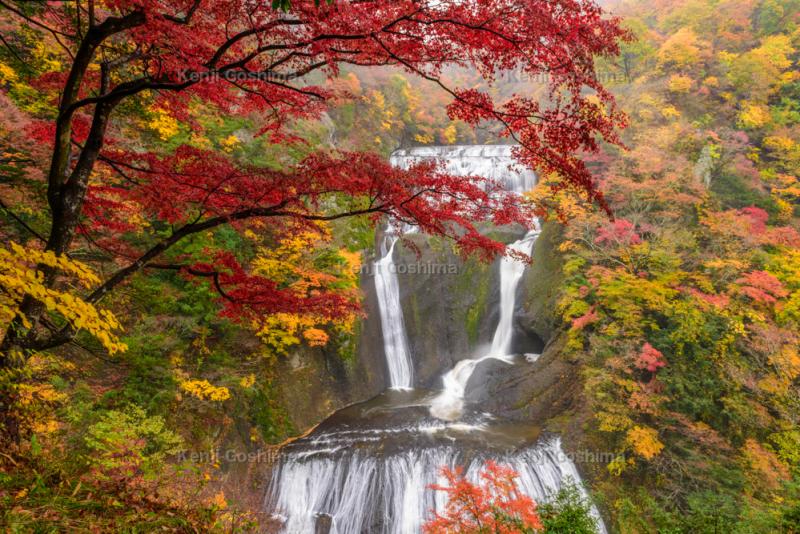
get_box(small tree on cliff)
[0,0,626,442]
[425,465,600,534]
[425,462,544,533]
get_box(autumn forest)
[1,0,799,532]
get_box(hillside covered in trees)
[529,0,800,530]
[0,0,799,532]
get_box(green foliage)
[545,0,800,529]
[711,170,782,215]
[272,0,333,11]
[84,405,183,478]
[539,482,600,534]
[245,384,294,443]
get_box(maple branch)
[164,0,202,24]
[26,199,394,351]
[207,19,306,67]
[0,32,29,69]
[145,264,236,302]
[0,198,48,244]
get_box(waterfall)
[374,234,414,390]
[266,146,606,534]
[390,145,537,194]
[428,229,539,421]
[266,433,604,534]
[489,231,539,356]
[428,151,539,421]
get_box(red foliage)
[764,226,800,248]
[0,0,627,347]
[594,218,642,246]
[736,271,788,304]
[425,462,543,534]
[635,343,666,373]
[738,206,769,235]
[572,305,600,330]
[686,288,730,309]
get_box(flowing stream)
[429,229,539,422]
[265,145,606,534]
[373,234,414,389]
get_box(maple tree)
[0,0,626,442]
[425,462,544,534]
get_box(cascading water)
[389,145,537,194]
[266,401,599,534]
[374,234,414,390]
[429,228,539,421]
[265,146,606,534]
[489,231,540,356]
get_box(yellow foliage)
[220,134,240,152]
[668,74,693,93]
[626,425,664,460]
[180,379,231,402]
[742,438,790,490]
[31,39,61,71]
[252,229,329,282]
[239,374,256,388]
[526,174,590,220]
[764,135,796,153]
[0,242,126,354]
[657,27,702,70]
[596,410,634,433]
[769,346,800,381]
[12,351,71,436]
[606,456,634,476]
[414,133,434,144]
[189,132,213,149]
[717,50,739,67]
[755,35,795,71]
[210,491,228,510]
[737,103,771,129]
[442,123,458,144]
[251,228,359,353]
[661,105,681,119]
[147,106,180,140]
[339,249,362,276]
[0,61,18,83]
[758,375,790,395]
[256,313,322,354]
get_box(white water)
[266,146,606,534]
[267,436,604,534]
[374,234,414,389]
[429,229,539,421]
[376,145,535,392]
[428,149,539,421]
[390,145,537,194]
[490,231,539,355]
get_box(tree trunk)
[0,13,143,444]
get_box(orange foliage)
[425,462,543,534]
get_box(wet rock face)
[520,221,567,342]
[271,220,566,434]
[388,229,533,388]
[465,335,579,423]
[271,266,388,434]
[395,234,498,387]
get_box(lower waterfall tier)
[265,390,605,534]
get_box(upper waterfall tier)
[390,145,536,194]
